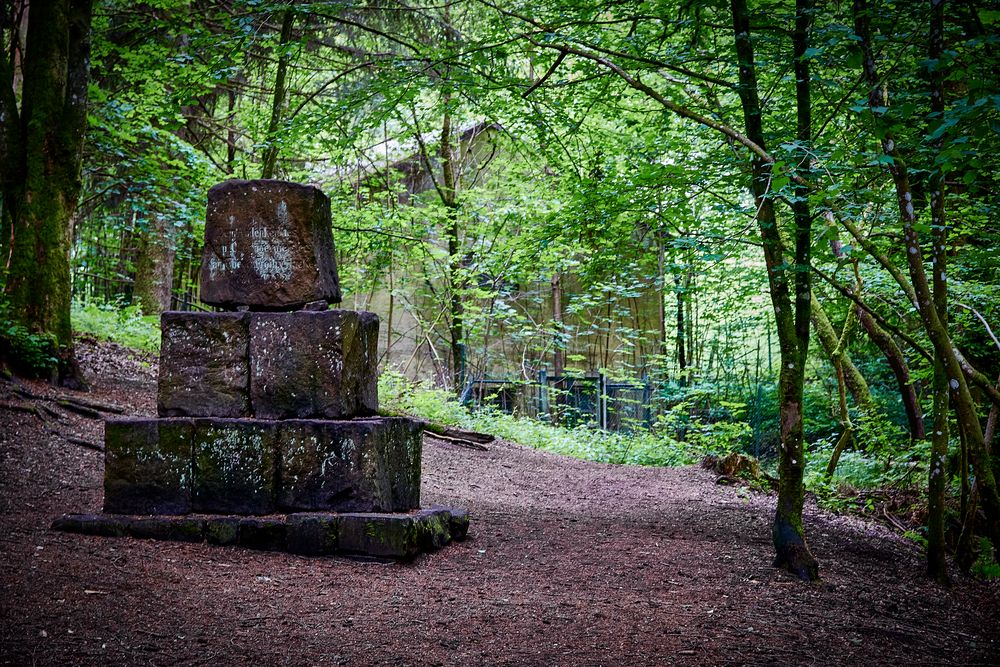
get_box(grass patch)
[72,301,161,353]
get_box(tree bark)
[260,8,294,179]
[675,273,687,386]
[1,0,92,389]
[925,0,950,584]
[855,0,1000,559]
[656,229,668,365]
[132,212,176,314]
[439,90,464,393]
[732,0,818,580]
[855,303,925,440]
[552,272,564,379]
[810,295,874,410]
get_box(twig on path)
[881,506,909,534]
[62,434,104,452]
[0,401,45,420]
[54,400,103,419]
[424,431,489,451]
[11,386,125,416]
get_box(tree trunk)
[675,273,687,386]
[732,0,818,580]
[550,272,566,423]
[552,272,564,379]
[439,91,464,393]
[810,295,874,410]
[260,8,294,179]
[855,0,1000,559]
[132,212,176,315]
[855,304,925,439]
[0,0,93,389]
[925,0,950,584]
[657,229,668,364]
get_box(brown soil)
[1,339,998,666]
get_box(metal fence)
[469,371,653,432]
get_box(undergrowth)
[72,301,161,353]
[0,304,59,378]
[381,371,932,511]
[972,538,1000,580]
[379,370,747,467]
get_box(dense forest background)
[1,0,998,581]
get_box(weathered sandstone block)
[102,416,420,516]
[157,312,250,417]
[286,513,340,555]
[199,179,340,309]
[278,417,422,512]
[191,419,278,515]
[249,310,378,419]
[104,418,193,515]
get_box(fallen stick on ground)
[424,430,489,451]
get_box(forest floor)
[0,339,998,666]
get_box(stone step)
[51,507,470,559]
[157,310,378,420]
[104,417,421,516]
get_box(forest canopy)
[1,0,998,581]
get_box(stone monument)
[54,179,468,558]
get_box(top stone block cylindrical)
[199,179,341,310]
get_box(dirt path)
[1,340,998,666]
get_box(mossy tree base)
[773,516,820,581]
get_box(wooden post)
[538,368,549,420]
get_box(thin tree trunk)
[551,271,565,423]
[732,0,818,580]
[657,229,668,364]
[925,0,950,584]
[675,273,687,386]
[384,268,394,368]
[552,272,564,379]
[855,302,925,439]
[439,90,464,393]
[810,295,874,410]
[226,84,237,172]
[260,8,294,179]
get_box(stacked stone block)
[101,179,428,528]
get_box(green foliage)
[802,436,927,513]
[652,400,752,457]
[378,370,471,426]
[0,304,59,377]
[903,528,928,549]
[971,538,1000,580]
[379,370,749,466]
[36,0,999,575]
[71,301,161,353]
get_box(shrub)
[0,313,59,378]
[71,301,161,353]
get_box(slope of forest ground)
[0,340,998,666]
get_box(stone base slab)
[52,507,469,559]
[104,416,422,516]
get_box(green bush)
[0,312,59,377]
[971,538,1000,580]
[71,301,161,353]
